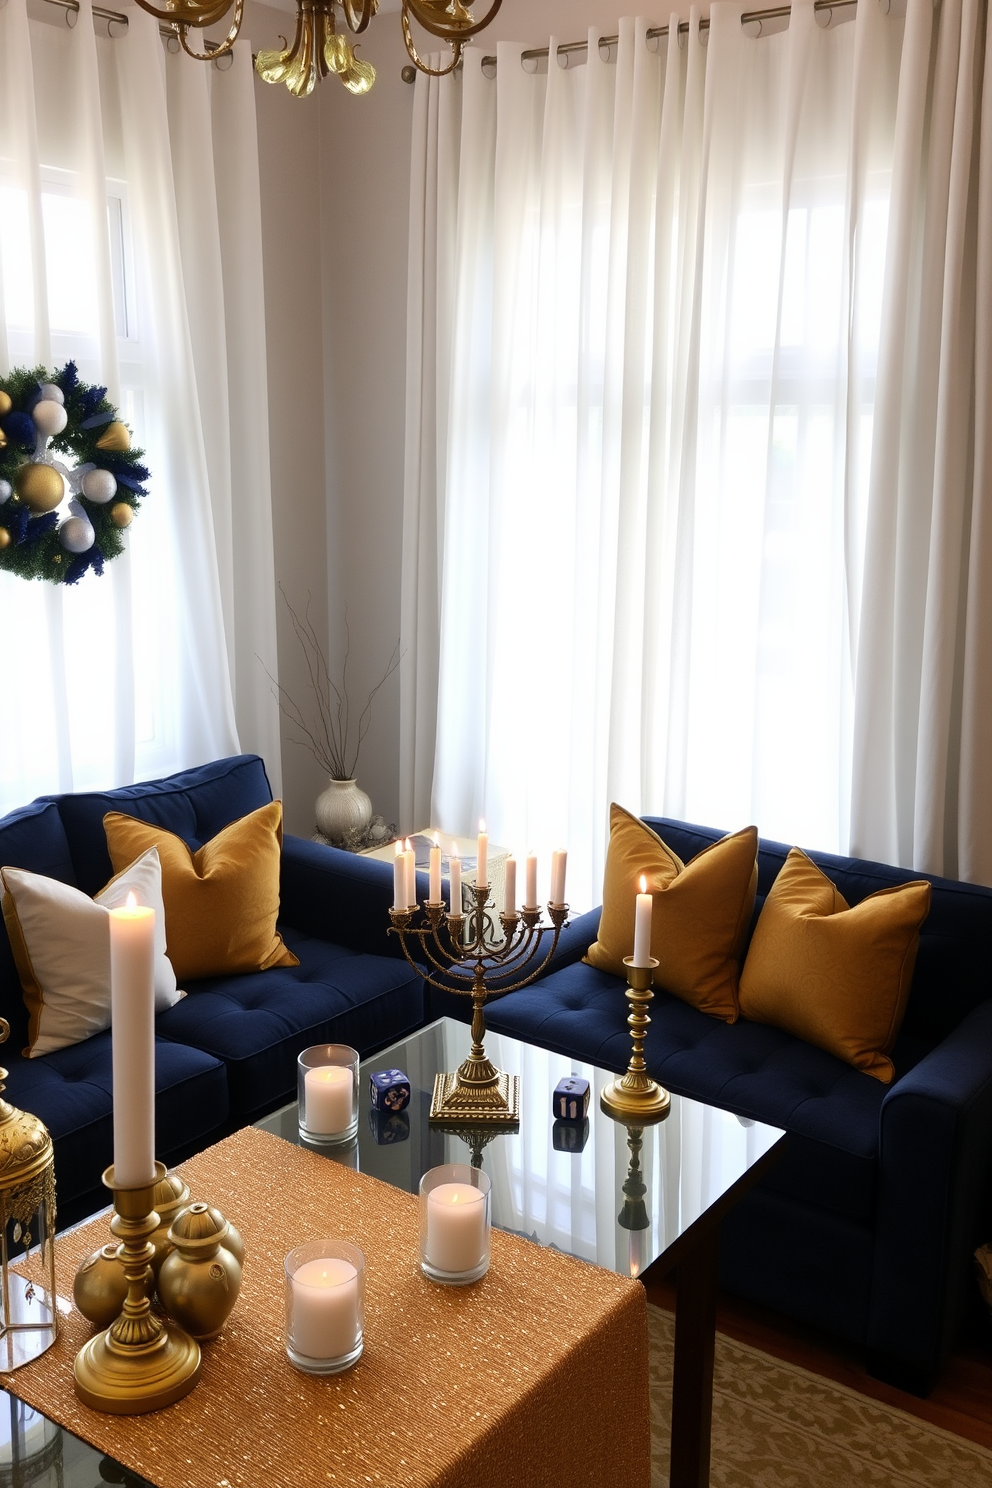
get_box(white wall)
[249,0,331,834]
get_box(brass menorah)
[389,885,568,1125]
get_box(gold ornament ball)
[0,391,10,417]
[110,502,134,528]
[95,420,130,453]
[15,462,64,514]
[0,528,9,550]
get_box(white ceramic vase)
[315,778,373,847]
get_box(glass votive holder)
[419,1164,492,1285]
[285,1239,365,1375]
[298,1045,359,1146]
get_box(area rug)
[647,1305,992,1488]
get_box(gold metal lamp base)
[73,1164,201,1415]
[599,958,671,1126]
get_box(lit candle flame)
[395,840,403,858]
[639,875,648,894]
[433,831,440,848]
[126,890,138,911]
[479,818,486,834]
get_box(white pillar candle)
[404,839,416,909]
[550,849,568,906]
[425,1183,487,1274]
[633,875,653,967]
[393,841,405,911]
[504,857,516,914]
[109,894,156,1189]
[525,852,538,908]
[429,833,442,903]
[290,1257,360,1360]
[476,821,488,890]
[303,1066,354,1135]
[448,844,462,914]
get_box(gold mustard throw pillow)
[1,848,181,1057]
[103,801,299,982]
[585,805,758,1022]
[738,848,931,1082]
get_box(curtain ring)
[213,50,234,69]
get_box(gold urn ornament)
[0,1020,59,1370]
[157,1202,244,1340]
[73,1243,130,1331]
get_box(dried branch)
[262,587,401,781]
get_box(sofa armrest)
[279,835,429,958]
[869,999,992,1390]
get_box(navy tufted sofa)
[0,754,423,1227]
[430,817,992,1395]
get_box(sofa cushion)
[154,925,425,1120]
[54,754,274,896]
[486,959,929,1221]
[1,849,180,1057]
[104,803,298,980]
[1,1031,228,1211]
[585,807,757,1022]
[739,849,931,1082]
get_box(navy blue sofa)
[431,817,992,1395]
[0,754,424,1227]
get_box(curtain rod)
[40,0,228,44]
[482,0,858,70]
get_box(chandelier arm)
[176,1,244,61]
[401,14,461,75]
[338,0,374,36]
[135,0,237,26]
[404,0,502,43]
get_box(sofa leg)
[865,1352,935,1398]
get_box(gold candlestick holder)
[390,885,568,1125]
[600,957,671,1123]
[73,1163,201,1415]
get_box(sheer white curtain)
[0,0,281,817]
[404,0,992,907]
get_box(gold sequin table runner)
[3,1125,650,1488]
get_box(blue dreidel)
[369,1068,412,1113]
[553,1075,590,1123]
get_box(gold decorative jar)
[148,1171,191,1278]
[157,1203,244,1340]
[72,1243,131,1331]
[0,1021,58,1370]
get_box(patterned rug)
[648,1306,992,1487]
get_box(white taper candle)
[633,874,653,967]
[109,894,156,1188]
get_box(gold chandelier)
[136,0,503,99]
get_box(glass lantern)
[0,1022,58,1371]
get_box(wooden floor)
[645,1273,992,1452]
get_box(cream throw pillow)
[0,848,181,1057]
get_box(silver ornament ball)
[59,516,95,554]
[38,383,65,406]
[0,480,11,503]
[80,468,117,504]
[33,400,68,438]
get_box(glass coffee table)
[0,1017,784,1488]
[259,1017,785,1488]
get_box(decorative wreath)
[0,362,149,586]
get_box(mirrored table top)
[258,1017,785,1282]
